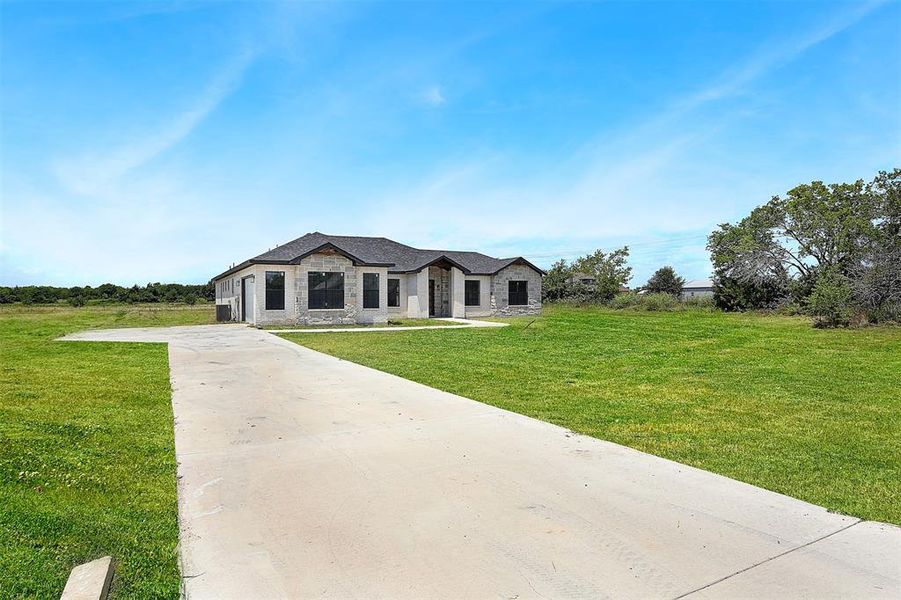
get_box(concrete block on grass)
[61,556,114,600]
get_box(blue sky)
[1,0,899,287]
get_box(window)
[388,278,400,307]
[465,280,480,306]
[363,273,379,309]
[308,271,344,309]
[265,271,285,310]
[508,280,528,305]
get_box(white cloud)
[364,2,886,254]
[52,48,257,197]
[418,85,446,107]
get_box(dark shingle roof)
[213,232,544,280]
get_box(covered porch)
[403,257,466,319]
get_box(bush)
[808,271,854,328]
[683,295,715,310]
[606,292,681,311]
[713,275,788,311]
[640,292,679,311]
[609,292,641,310]
[67,296,86,307]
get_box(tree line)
[542,168,899,327]
[0,282,215,306]
[708,169,899,326]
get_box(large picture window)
[465,280,480,306]
[308,271,344,309]
[363,273,379,309]
[387,278,400,307]
[265,271,285,310]
[508,280,528,306]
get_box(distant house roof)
[213,232,546,280]
[683,278,714,290]
[569,271,595,281]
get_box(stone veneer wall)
[428,266,451,317]
[295,253,358,325]
[490,264,542,316]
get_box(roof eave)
[212,259,293,281]
[491,257,546,276]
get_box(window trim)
[508,280,528,306]
[264,271,285,311]
[464,280,480,306]
[308,271,345,310]
[387,278,400,308]
[363,272,380,309]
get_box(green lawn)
[283,305,901,524]
[0,304,215,599]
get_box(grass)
[0,304,215,599]
[282,304,901,524]
[262,317,458,329]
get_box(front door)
[428,279,435,317]
[242,277,255,324]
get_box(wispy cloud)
[367,1,887,272]
[418,85,446,107]
[53,47,257,196]
[674,0,885,112]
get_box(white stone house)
[212,232,544,326]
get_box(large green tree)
[708,169,900,317]
[572,247,632,301]
[645,266,685,296]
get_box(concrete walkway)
[62,325,900,599]
[266,317,509,334]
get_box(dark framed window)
[363,273,379,309]
[265,271,285,310]
[508,280,528,306]
[308,271,344,309]
[465,280,480,306]
[388,278,400,307]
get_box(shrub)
[609,292,641,310]
[67,296,86,307]
[640,292,679,311]
[683,295,715,310]
[606,292,681,311]
[808,270,854,328]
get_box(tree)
[808,269,853,327]
[708,171,891,312]
[645,266,685,296]
[851,169,901,322]
[542,259,573,301]
[572,247,632,302]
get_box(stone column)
[451,267,465,318]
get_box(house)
[212,232,544,326]
[568,271,596,287]
[681,278,714,299]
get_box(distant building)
[568,272,596,287]
[681,278,714,299]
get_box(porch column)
[451,267,465,318]
[406,269,429,318]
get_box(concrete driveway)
[64,325,900,599]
